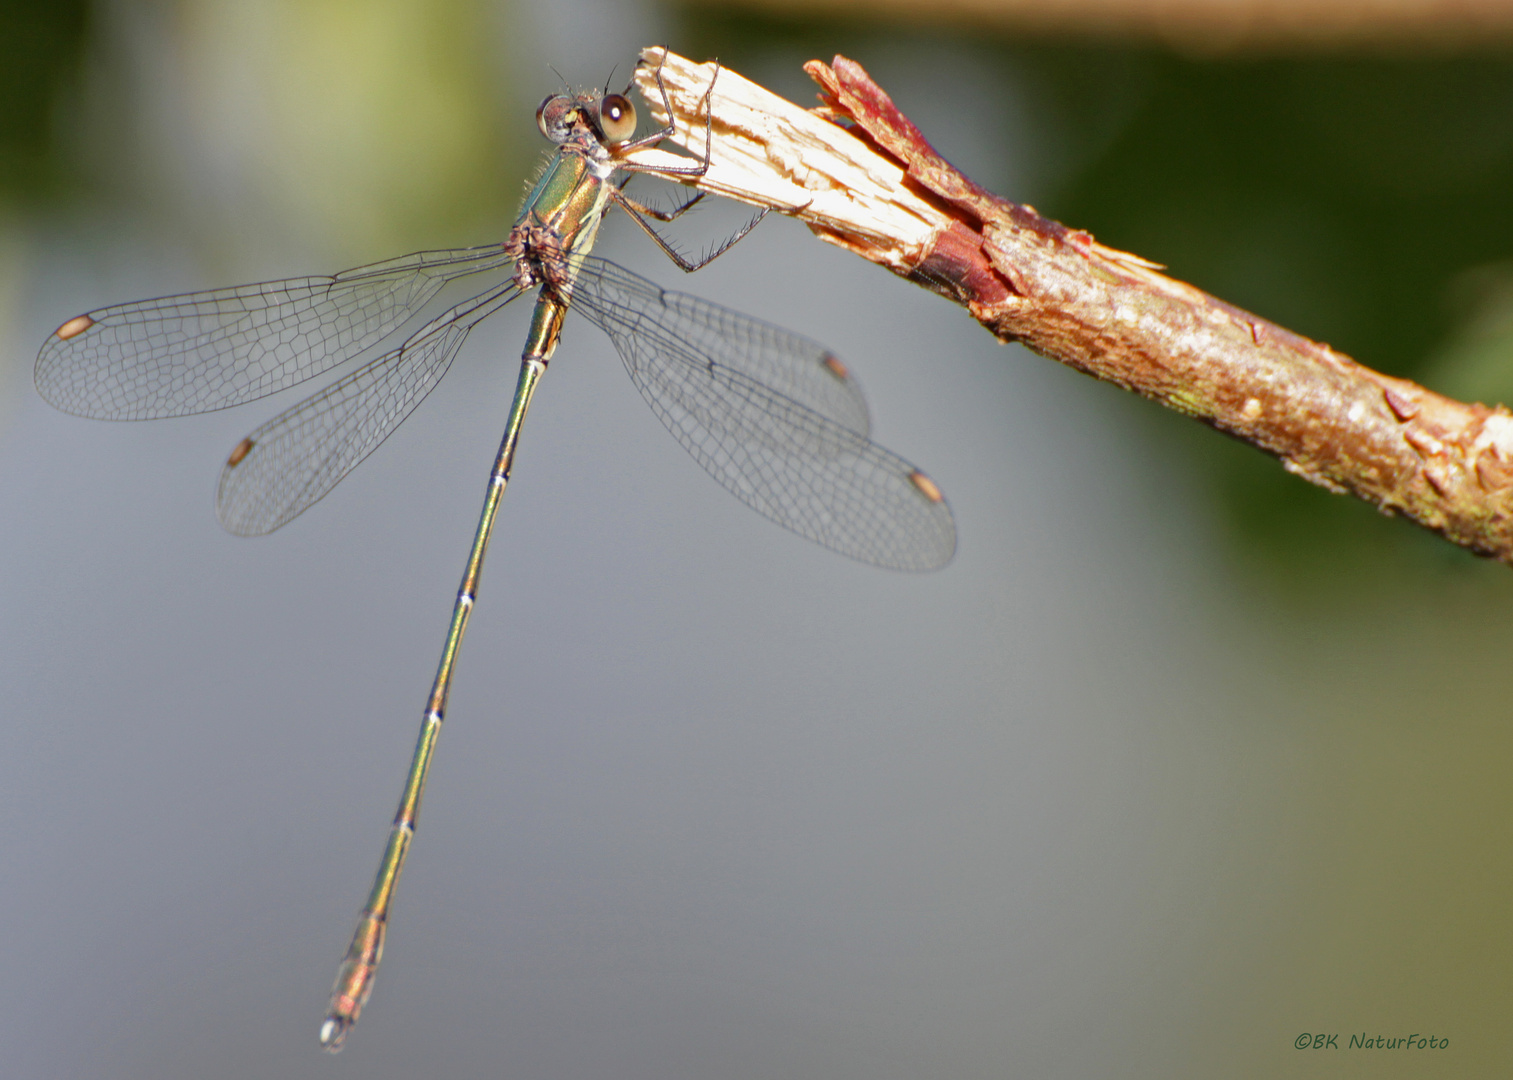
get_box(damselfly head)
[537,88,638,147]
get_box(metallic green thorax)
[516,148,616,364]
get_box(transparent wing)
[36,245,515,421]
[564,254,871,436]
[216,283,524,536]
[567,256,955,572]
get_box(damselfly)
[35,54,955,1051]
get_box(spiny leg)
[618,48,718,180]
[612,51,768,272]
[612,187,769,274]
[620,185,705,223]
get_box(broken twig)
[627,47,1513,566]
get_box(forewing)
[568,258,954,571]
[216,284,523,536]
[37,245,514,420]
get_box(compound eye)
[536,94,572,140]
[597,93,637,143]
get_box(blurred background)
[3,0,1513,1077]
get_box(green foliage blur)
[684,11,1513,581]
[1,1,524,257]
[0,0,90,200]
